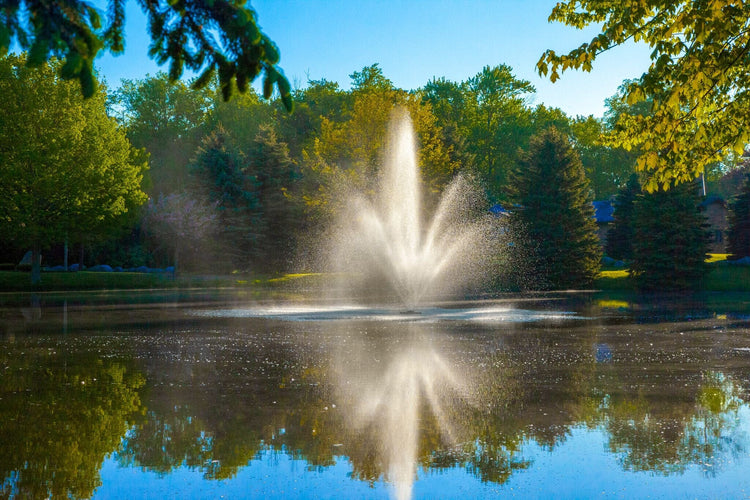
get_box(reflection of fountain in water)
[333,327,471,500]
[332,109,493,309]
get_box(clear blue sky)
[94,0,652,118]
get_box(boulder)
[89,264,113,272]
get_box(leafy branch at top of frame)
[0,0,293,111]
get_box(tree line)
[2,53,749,290]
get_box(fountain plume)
[331,108,494,308]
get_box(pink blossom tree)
[142,193,218,276]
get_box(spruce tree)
[605,174,641,260]
[630,181,709,291]
[727,173,750,259]
[246,126,302,270]
[508,127,601,290]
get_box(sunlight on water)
[190,304,580,323]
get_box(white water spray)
[335,109,492,308]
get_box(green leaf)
[262,69,277,99]
[0,25,10,53]
[281,91,293,112]
[79,63,96,98]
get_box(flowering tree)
[142,193,218,275]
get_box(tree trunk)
[173,247,179,279]
[31,243,41,285]
[78,242,84,271]
[64,235,69,271]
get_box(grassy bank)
[0,270,329,293]
[594,255,750,292]
[0,271,247,292]
[1,260,749,293]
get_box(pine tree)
[508,127,601,290]
[605,174,641,260]
[190,126,259,269]
[246,126,302,270]
[727,173,750,259]
[630,181,709,291]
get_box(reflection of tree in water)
[104,317,750,492]
[117,405,264,480]
[0,347,144,499]
[603,371,748,475]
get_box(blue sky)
[94,0,653,118]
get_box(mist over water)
[329,109,495,309]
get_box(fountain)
[329,108,494,310]
[191,108,567,500]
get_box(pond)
[2,291,750,499]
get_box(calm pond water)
[2,291,750,499]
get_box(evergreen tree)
[190,126,259,269]
[630,181,709,291]
[246,126,302,270]
[191,125,300,271]
[508,127,601,290]
[605,174,641,260]
[727,173,750,259]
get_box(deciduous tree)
[141,192,218,274]
[0,54,147,284]
[112,73,212,195]
[538,1,750,190]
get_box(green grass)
[594,260,750,292]
[3,261,750,293]
[595,269,633,290]
[703,265,750,291]
[0,271,248,292]
[0,270,336,293]
[706,253,730,263]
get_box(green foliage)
[0,349,144,499]
[245,126,303,270]
[112,73,213,195]
[571,114,637,199]
[350,63,394,93]
[630,181,709,291]
[0,0,292,109]
[420,65,536,202]
[539,1,750,190]
[508,127,602,290]
[301,70,458,220]
[0,54,147,283]
[466,65,535,201]
[606,174,641,260]
[191,125,301,271]
[727,173,750,259]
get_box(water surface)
[2,291,750,499]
